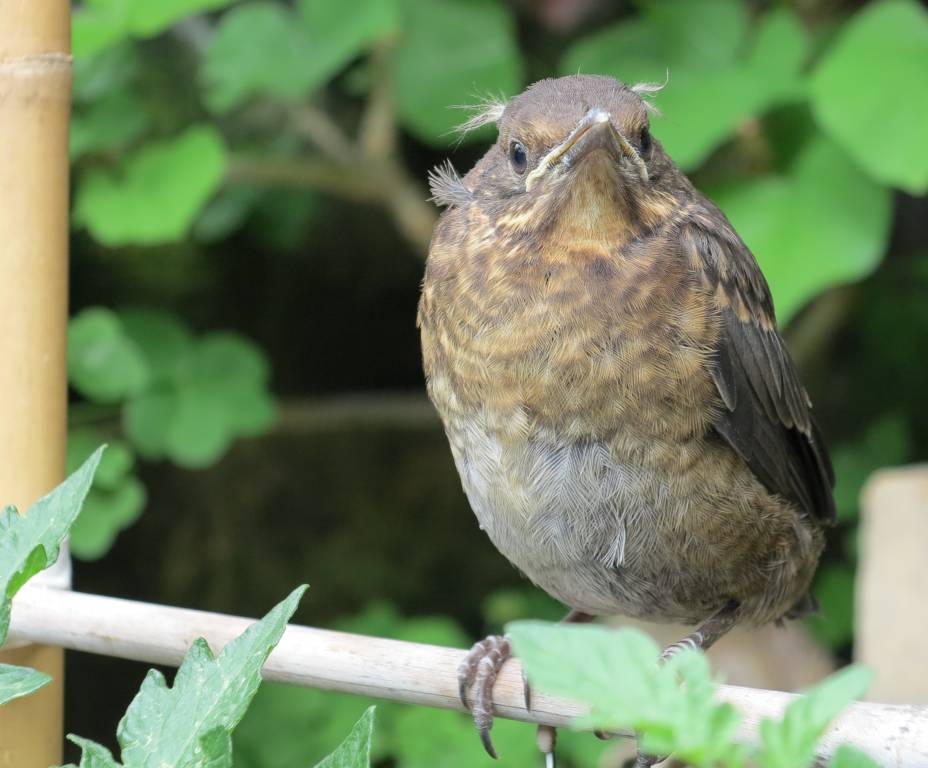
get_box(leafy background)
[64,0,927,764]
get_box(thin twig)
[8,586,928,766]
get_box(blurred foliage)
[67,307,275,560]
[63,0,928,761]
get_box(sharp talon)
[480,726,498,759]
[522,669,532,711]
[545,750,556,768]
[458,679,470,709]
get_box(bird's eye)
[509,141,528,175]
[640,127,652,155]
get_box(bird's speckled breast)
[419,206,743,619]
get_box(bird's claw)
[457,635,512,759]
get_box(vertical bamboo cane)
[0,0,71,763]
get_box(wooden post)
[0,0,71,764]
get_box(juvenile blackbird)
[417,75,834,763]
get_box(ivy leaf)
[298,0,399,92]
[74,125,227,247]
[68,308,150,403]
[70,89,149,161]
[810,0,928,194]
[202,3,316,113]
[394,0,522,144]
[507,621,744,766]
[118,308,194,385]
[0,448,103,644]
[66,431,146,561]
[0,664,52,706]
[756,665,873,768]
[562,3,807,170]
[709,135,892,322]
[314,707,376,768]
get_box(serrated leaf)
[68,430,135,491]
[201,3,317,113]
[103,586,307,767]
[810,0,928,194]
[829,745,880,768]
[394,0,522,144]
[315,706,375,768]
[757,665,873,768]
[0,664,52,705]
[507,621,743,766]
[710,135,892,322]
[298,0,399,92]
[0,448,103,644]
[64,735,122,768]
[74,126,227,246]
[68,308,150,403]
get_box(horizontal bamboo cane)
[6,585,928,766]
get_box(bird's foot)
[458,635,512,759]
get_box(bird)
[417,74,834,765]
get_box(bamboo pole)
[0,0,71,763]
[8,586,928,767]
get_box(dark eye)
[640,127,652,155]
[509,141,527,174]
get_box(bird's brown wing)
[680,215,835,524]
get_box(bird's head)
[432,75,683,242]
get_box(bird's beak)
[525,107,648,190]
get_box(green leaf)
[832,415,909,523]
[507,621,744,766]
[72,42,143,104]
[118,308,194,385]
[314,706,375,768]
[298,0,399,92]
[0,664,52,705]
[830,745,880,768]
[810,0,928,194]
[126,0,238,38]
[68,586,307,768]
[805,564,856,651]
[68,308,150,403]
[64,735,121,768]
[74,125,228,246]
[710,135,892,322]
[193,186,262,243]
[756,665,873,768]
[71,89,149,161]
[202,3,317,113]
[66,431,146,560]
[72,0,132,58]
[394,0,522,144]
[72,0,238,56]
[0,448,103,644]
[562,3,808,169]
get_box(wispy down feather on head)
[453,96,507,139]
[428,161,474,208]
[631,77,667,115]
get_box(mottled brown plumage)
[418,75,833,761]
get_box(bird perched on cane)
[417,75,834,764]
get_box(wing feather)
[681,213,835,524]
